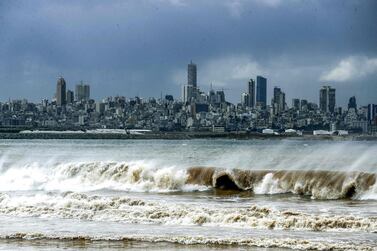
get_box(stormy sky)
[0,0,376,107]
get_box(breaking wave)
[0,161,376,200]
[0,161,206,193]
[0,192,376,233]
[187,167,377,200]
[1,232,374,251]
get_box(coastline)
[0,131,376,141]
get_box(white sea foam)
[1,232,374,251]
[358,182,377,200]
[0,161,207,193]
[253,173,285,194]
[0,160,376,200]
[0,192,376,233]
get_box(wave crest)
[187,167,377,200]
[0,161,376,199]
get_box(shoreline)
[0,131,376,141]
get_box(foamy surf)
[0,232,374,251]
[0,161,207,193]
[0,192,376,233]
[0,139,376,251]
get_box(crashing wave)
[0,161,207,193]
[187,167,377,200]
[0,161,376,199]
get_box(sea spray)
[0,160,376,199]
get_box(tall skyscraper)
[348,96,357,110]
[75,81,90,101]
[216,90,225,103]
[319,86,336,113]
[188,61,197,88]
[367,104,377,124]
[272,87,285,115]
[300,99,308,111]
[56,77,66,106]
[241,92,250,107]
[256,76,267,108]
[183,61,199,103]
[182,84,195,103]
[66,90,74,104]
[247,78,255,108]
[292,98,300,111]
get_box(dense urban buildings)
[0,61,376,135]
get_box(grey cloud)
[0,0,376,106]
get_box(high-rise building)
[183,61,199,103]
[300,99,308,111]
[188,61,197,88]
[247,79,255,108]
[75,81,90,101]
[241,92,250,107]
[256,76,267,108]
[56,77,66,106]
[348,96,357,110]
[368,104,377,124]
[208,88,217,104]
[292,99,300,111]
[216,90,225,103]
[66,90,74,104]
[319,86,336,113]
[96,102,106,115]
[272,87,285,115]
[182,84,195,103]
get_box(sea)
[0,138,376,251]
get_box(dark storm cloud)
[0,0,376,106]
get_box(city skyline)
[3,60,373,111]
[0,60,376,134]
[0,63,374,110]
[0,0,376,105]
